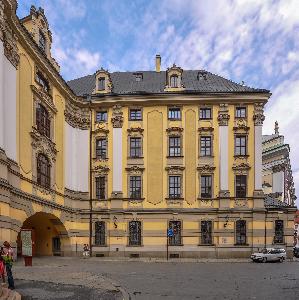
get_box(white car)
[251,248,286,263]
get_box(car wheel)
[262,257,267,263]
[279,257,284,263]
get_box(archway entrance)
[17,212,70,256]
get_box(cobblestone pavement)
[13,257,299,300]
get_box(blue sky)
[17,0,299,205]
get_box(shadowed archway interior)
[17,212,69,256]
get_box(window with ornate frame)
[129,108,142,121]
[98,77,105,90]
[170,75,178,88]
[235,175,247,198]
[235,135,247,156]
[201,221,213,245]
[236,220,246,245]
[200,107,212,120]
[39,30,46,52]
[168,136,181,157]
[168,107,181,120]
[96,138,107,159]
[129,176,142,199]
[274,220,284,244]
[129,221,142,246]
[36,71,50,93]
[95,221,106,246]
[201,175,212,198]
[95,176,106,199]
[200,136,212,156]
[169,220,182,246]
[235,106,247,118]
[169,175,181,199]
[36,103,50,138]
[96,111,107,122]
[37,153,51,188]
[129,137,142,158]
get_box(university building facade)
[0,1,296,258]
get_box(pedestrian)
[2,241,15,290]
[83,244,89,258]
[0,247,5,283]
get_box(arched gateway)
[17,212,70,257]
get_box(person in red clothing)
[2,241,15,289]
[0,247,5,283]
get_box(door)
[52,237,61,255]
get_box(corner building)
[0,1,296,258]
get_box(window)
[36,104,50,138]
[274,220,284,244]
[95,177,106,199]
[95,221,105,246]
[169,136,181,157]
[36,71,50,93]
[236,220,246,245]
[170,75,178,88]
[201,175,212,198]
[169,176,181,199]
[37,153,50,188]
[130,137,142,158]
[129,221,142,246]
[236,107,246,118]
[39,30,46,52]
[200,136,212,156]
[169,221,181,246]
[129,176,142,199]
[168,107,181,120]
[134,73,143,82]
[96,138,107,159]
[96,111,107,122]
[235,175,247,198]
[200,108,212,120]
[201,221,212,245]
[129,109,142,121]
[98,77,105,90]
[235,135,247,156]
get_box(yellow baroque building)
[0,1,296,258]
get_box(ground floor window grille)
[95,221,105,246]
[201,221,212,244]
[129,221,142,246]
[169,221,182,246]
[274,220,284,244]
[236,220,246,245]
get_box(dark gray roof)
[264,195,291,208]
[67,70,269,97]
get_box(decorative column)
[217,104,230,205]
[253,103,265,207]
[111,105,124,200]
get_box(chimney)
[155,54,161,72]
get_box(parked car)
[293,246,299,258]
[250,248,286,263]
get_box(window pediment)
[94,68,113,94]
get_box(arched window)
[36,104,50,138]
[37,153,50,188]
[170,75,178,88]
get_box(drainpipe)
[87,94,93,257]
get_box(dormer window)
[134,73,143,82]
[36,71,50,93]
[39,30,46,52]
[170,75,178,88]
[98,77,105,90]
